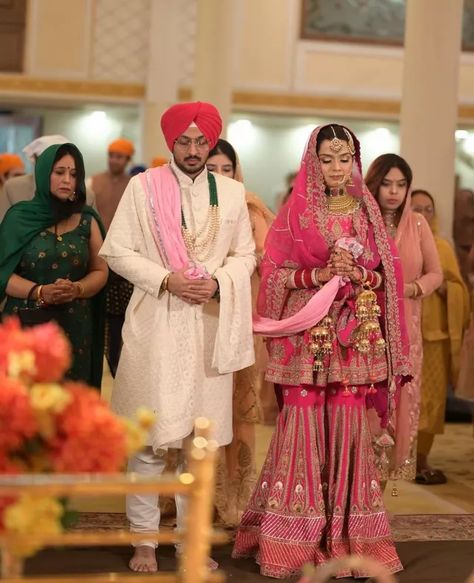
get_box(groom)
[100,101,256,572]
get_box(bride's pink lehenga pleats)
[232,385,402,579]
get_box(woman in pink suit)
[233,125,410,579]
[365,154,442,484]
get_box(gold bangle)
[373,271,383,289]
[413,281,422,298]
[161,273,171,292]
[36,284,46,306]
[76,282,85,298]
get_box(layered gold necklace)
[181,172,220,262]
[326,187,359,215]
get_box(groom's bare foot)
[129,545,158,572]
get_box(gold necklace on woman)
[326,188,359,215]
[383,210,398,238]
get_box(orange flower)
[0,318,150,550]
[0,452,22,474]
[27,323,71,382]
[0,377,37,452]
[0,318,32,376]
[0,319,70,383]
[50,383,128,472]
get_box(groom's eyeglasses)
[174,136,209,149]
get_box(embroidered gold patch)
[299,212,311,229]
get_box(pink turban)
[161,101,222,151]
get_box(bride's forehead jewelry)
[329,125,344,153]
[328,126,356,156]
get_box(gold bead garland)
[181,172,220,262]
[181,204,220,261]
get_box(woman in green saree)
[0,143,108,388]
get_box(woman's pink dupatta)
[253,275,341,336]
[140,165,210,279]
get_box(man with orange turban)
[0,153,24,183]
[100,101,256,573]
[0,153,25,214]
[151,156,168,168]
[87,137,135,378]
[89,138,135,231]
[0,152,25,216]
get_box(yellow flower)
[121,418,148,456]
[8,350,36,379]
[121,408,155,455]
[135,407,155,430]
[29,384,72,439]
[30,383,72,413]
[3,496,63,557]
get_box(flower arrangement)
[0,317,154,557]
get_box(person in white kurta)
[99,101,256,573]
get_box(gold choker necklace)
[326,193,359,215]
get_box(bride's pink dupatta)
[252,276,341,336]
[140,165,210,279]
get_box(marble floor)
[73,368,474,516]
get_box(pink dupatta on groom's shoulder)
[139,164,255,375]
[139,165,210,279]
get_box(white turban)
[23,135,70,162]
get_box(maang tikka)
[329,126,344,153]
[329,126,356,156]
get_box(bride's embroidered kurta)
[264,212,389,388]
[99,161,256,450]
